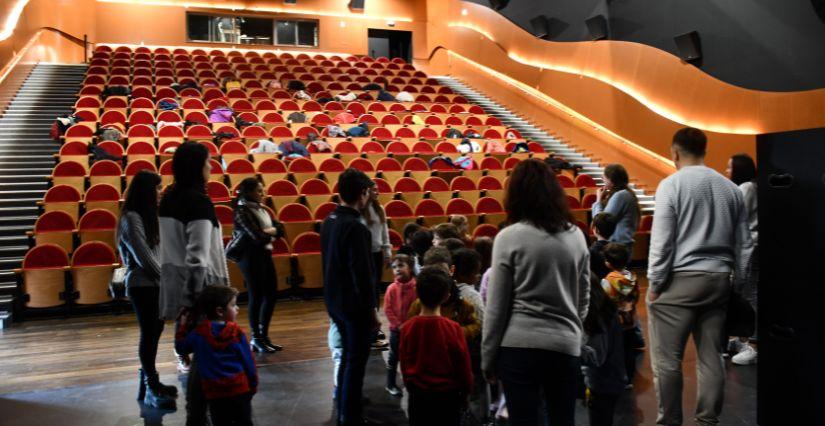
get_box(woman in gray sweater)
[119,170,177,409]
[482,159,590,426]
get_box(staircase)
[0,63,87,328]
[434,76,654,211]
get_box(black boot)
[143,371,177,409]
[385,367,402,397]
[258,324,283,352]
[251,337,277,353]
[139,369,179,399]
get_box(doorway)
[367,29,412,62]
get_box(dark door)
[367,29,412,62]
[757,128,825,424]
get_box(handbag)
[109,266,127,299]
[725,290,756,337]
[225,233,246,263]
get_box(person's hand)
[648,291,660,302]
[383,254,392,267]
[484,369,497,385]
[263,227,278,236]
[596,187,605,203]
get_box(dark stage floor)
[0,348,755,425]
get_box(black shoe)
[262,337,283,352]
[251,337,277,353]
[138,369,178,400]
[142,371,177,410]
[371,340,389,350]
[376,330,386,340]
[385,385,403,397]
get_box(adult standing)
[119,170,177,409]
[725,153,759,365]
[159,141,230,425]
[482,159,591,426]
[321,168,378,426]
[226,177,285,353]
[592,164,641,256]
[361,180,392,344]
[647,128,753,426]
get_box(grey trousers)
[648,272,730,426]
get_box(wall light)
[449,22,759,135]
[461,9,468,16]
[0,0,30,42]
[339,21,346,28]
[445,49,676,169]
[387,20,396,27]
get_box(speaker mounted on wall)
[349,0,365,11]
[489,0,510,11]
[674,31,703,66]
[530,16,550,40]
[284,0,297,4]
[585,15,608,40]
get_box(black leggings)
[130,286,165,375]
[238,248,277,339]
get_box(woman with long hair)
[159,141,229,424]
[226,177,284,353]
[119,170,177,409]
[592,164,641,256]
[725,153,759,365]
[482,159,590,426]
[361,180,392,343]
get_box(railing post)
[83,34,88,63]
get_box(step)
[0,225,33,238]
[0,246,29,258]
[0,168,55,175]
[0,198,42,208]
[0,175,49,184]
[0,257,24,270]
[0,189,47,198]
[0,212,36,221]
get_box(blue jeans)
[330,312,372,425]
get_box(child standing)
[176,286,257,426]
[600,243,643,387]
[582,276,627,426]
[400,266,474,426]
[383,254,418,397]
[590,213,617,280]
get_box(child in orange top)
[600,243,643,386]
[383,254,417,397]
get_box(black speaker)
[349,0,364,10]
[489,0,510,11]
[674,31,702,62]
[585,15,608,40]
[530,16,550,39]
[284,0,297,4]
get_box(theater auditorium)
[0,0,821,425]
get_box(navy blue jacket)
[321,205,376,318]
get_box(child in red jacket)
[176,286,257,426]
[383,254,417,397]
[400,266,473,426]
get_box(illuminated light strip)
[446,49,676,169]
[0,0,30,42]
[99,42,354,59]
[96,0,413,22]
[0,28,43,85]
[449,22,760,135]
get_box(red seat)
[476,197,504,214]
[267,180,299,196]
[376,157,402,171]
[299,179,331,195]
[557,175,576,188]
[450,176,477,191]
[385,200,414,217]
[292,232,321,253]
[478,176,503,190]
[472,224,499,240]
[567,195,582,209]
[402,157,429,171]
[415,199,445,216]
[314,202,338,221]
[206,181,231,203]
[348,158,375,173]
[480,157,503,170]
[582,193,597,209]
[575,174,598,188]
[639,215,654,232]
[446,198,474,215]
[423,177,450,192]
[393,177,422,193]
[278,203,313,222]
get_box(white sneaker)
[732,345,757,365]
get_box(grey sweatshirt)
[482,222,590,372]
[118,211,161,295]
[647,165,754,294]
